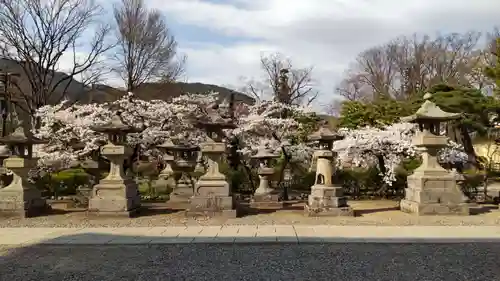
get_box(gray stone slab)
[149,237,194,244]
[107,236,154,244]
[277,236,298,243]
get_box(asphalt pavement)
[0,243,499,281]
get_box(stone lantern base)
[88,178,141,217]
[400,172,470,216]
[0,188,50,218]
[250,193,284,209]
[0,158,51,218]
[304,185,354,217]
[187,177,236,217]
[486,179,500,205]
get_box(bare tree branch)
[0,0,112,119]
[335,31,484,102]
[112,0,185,92]
[245,52,317,105]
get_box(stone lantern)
[250,145,282,208]
[305,126,353,216]
[399,93,469,215]
[153,139,176,195]
[0,125,50,217]
[164,134,199,205]
[88,112,141,217]
[189,109,237,217]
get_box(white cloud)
[67,0,498,111]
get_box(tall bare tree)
[335,31,483,102]
[246,52,317,105]
[0,0,112,118]
[112,0,185,92]
[470,27,500,93]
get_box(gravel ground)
[0,200,499,227]
[0,243,499,280]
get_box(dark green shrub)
[50,168,90,196]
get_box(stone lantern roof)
[401,93,461,122]
[91,112,140,134]
[251,145,279,160]
[157,138,175,150]
[0,125,46,145]
[308,126,343,142]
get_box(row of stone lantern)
[244,92,472,217]
[0,92,473,218]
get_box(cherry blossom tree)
[33,92,218,170]
[332,122,468,185]
[232,100,315,164]
[30,92,469,189]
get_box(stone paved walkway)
[2,225,500,245]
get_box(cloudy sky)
[94,0,499,111]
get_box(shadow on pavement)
[469,204,498,215]
[1,232,500,281]
[354,206,400,216]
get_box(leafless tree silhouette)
[112,0,185,92]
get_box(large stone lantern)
[305,126,353,216]
[399,93,469,215]
[188,109,236,217]
[250,145,282,208]
[0,125,50,217]
[164,134,199,204]
[88,112,141,217]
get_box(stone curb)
[1,225,500,245]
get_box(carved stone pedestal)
[188,142,236,217]
[398,131,470,216]
[88,144,141,217]
[0,157,50,218]
[250,193,283,208]
[188,187,236,217]
[305,185,353,216]
[400,170,470,215]
[89,178,141,217]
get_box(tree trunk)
[446,122,477,169]
[375,154,388,197]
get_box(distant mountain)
[0,58,99,105]
[89,82,255,105]
[0,58,254,106]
